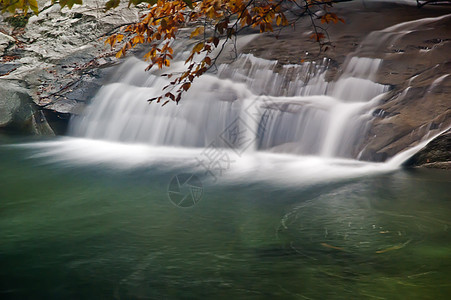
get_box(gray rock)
[64,80,102,102]
[404,130,451,169]
[40,65,114,116]
[0,63,20,76]
[0,80,34,128]
[46,98,86,115]
[0,32,15,56]
[1,1,144,118]
[31,110,55,135]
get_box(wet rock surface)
[0,63,19,75]
[404,129,451,169]
[242,1,451,164]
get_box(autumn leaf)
[192,42,204,53]
[128,0,157,8]
[190,26,205,38]
[60,0,82,9]
[91,0,344,104]
[181,82,191,91]
[310,33,325,42]
[28,0,39,15]
[116,34,124,43]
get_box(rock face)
[0,32,15,56]
[358,9,451,162]
[0,1,144,133]
[404,130,451,169]
[242,1,451,164]
[0,80,56,134]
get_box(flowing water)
[70,53,388,159]
[1,15,450,299]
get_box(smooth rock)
[0,63,20,76]
[0,80,33,128]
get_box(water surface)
[0,137,450,299]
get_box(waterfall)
[20,32,447,185]
[7,9,449,190]
[69,51,388,160]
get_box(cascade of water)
[70,50,388,159]
[15,15,449,188]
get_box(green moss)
[5,13,31,28]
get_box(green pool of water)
[0,137,450,299]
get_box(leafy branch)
[1,0,347,105]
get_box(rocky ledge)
[404,129,451,169]
[241,1,451,166]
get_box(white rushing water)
[69,53,388,159]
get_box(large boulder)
[404,130,451,169]
[353,9,451,161]
[0,80,33,128]
[0,80,55,135]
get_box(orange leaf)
[192,42,204,53]
[181,82,191,91]
[116,34,124,42]
[190,26,205,38]
[310,33,325,42]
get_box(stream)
[0,136,450,299]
